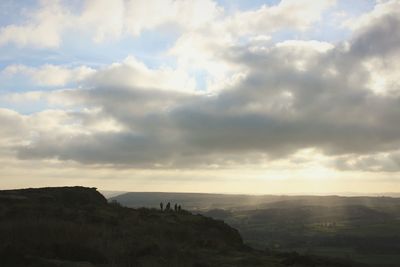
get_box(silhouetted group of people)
[160,202,182,212]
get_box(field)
[223,206,400,266]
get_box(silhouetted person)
[166,202,171,211]
[174,203,178,211]
[178,205,181,212]
[160,202,163,211]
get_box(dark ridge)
[0,186,107,206]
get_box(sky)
[0,0,400,194]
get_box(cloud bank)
[1,0,400,176]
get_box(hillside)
[0,187,365,267]
[112,192,400,266]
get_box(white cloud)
[0,0,71,48]
[124,0,222,36]
[168,0,336,92]
[79,0,125,42]
[0,106,125,152]
[169,30,240,92]
[0,0,336,49]
[2,64,95,86]
[344,0,400,31]
[224,0,336,35]
[363,56,400,95]
[2,91,44,103]
[275,40,334,53]
[86,56,197,92]
[0,0,222,48]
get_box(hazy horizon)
[100,190,400,197]
[1,0,399,194]
[2,187,400,198]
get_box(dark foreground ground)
[0,187,368,267]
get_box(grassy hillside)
[0,187,366,267]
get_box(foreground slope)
[0,187,365,267]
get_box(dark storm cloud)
[16,8,400,170]
[18,131,175,166]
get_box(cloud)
[78,0,125,43]
[124,0,222,36]
[0,0,334,49]
[224,0,336,34]
[0,108,28,145]
[0,0,221,48]
[335,152,400,172]
[345,0,400,58]
[15,38,400,171]
[350,15,400,59]
[4,0,400,173]
[2,64,95,87]
[1,56,195,90]
[168,0,336,92]
[344,0,399,31]
[85,56,197,92]
[0,0,71,48]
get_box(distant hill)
[111,192,400,211]
[0,187,365,267]
[111,192,272,210]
